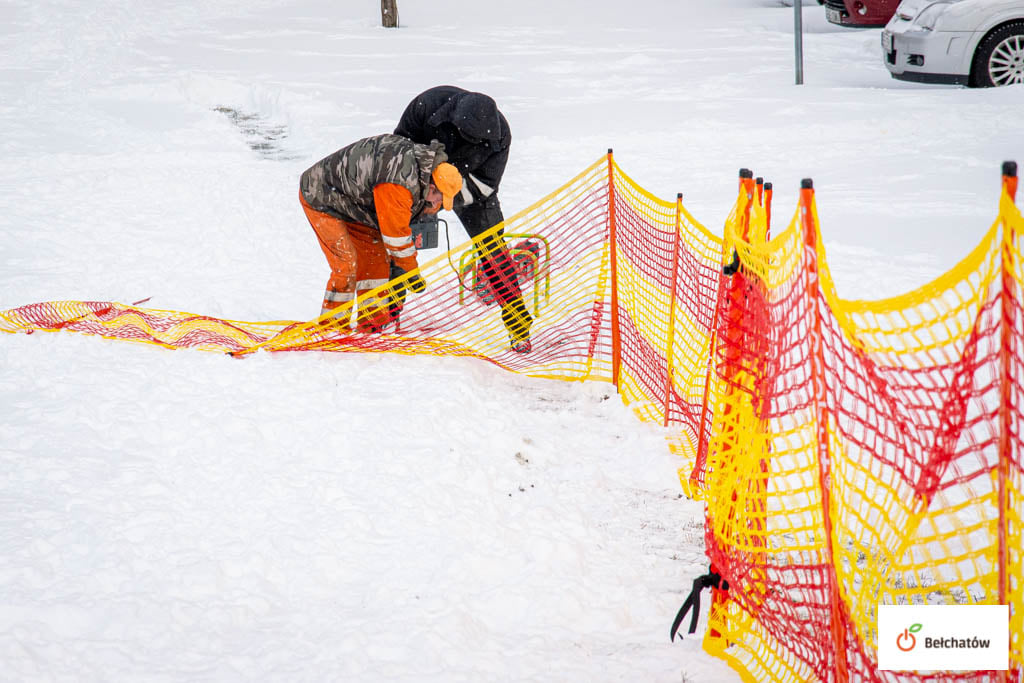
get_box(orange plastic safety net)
[684,173,1023,682]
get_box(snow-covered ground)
[2,1,1022,680]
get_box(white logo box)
[877,604,1009,671]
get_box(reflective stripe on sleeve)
[387,244,416,259]
[382,233,413,248]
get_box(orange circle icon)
[896,629,916,652]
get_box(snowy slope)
[2,0,1022,680]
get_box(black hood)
[428,91,503,148]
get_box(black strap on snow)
[670,572,730,642]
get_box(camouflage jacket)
[299,134,448,229]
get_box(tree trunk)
[381,0,398,28]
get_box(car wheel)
[970,22,1024,87]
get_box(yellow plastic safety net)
[686,172,1023,682]
[2,155,1021,682]
[0,155,723,404]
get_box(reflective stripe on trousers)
[300,190,394,315]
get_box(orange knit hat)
[431,163,462,211]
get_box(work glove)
[407,272,427,294]
[390,263,427,295]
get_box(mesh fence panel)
[0,299,289,352]
[610,161,723,433]
[2,156,1021,682]
[0,156,722,426]
[692,176,1023,682]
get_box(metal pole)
[794,0,805,85]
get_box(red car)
[821,0,900,28]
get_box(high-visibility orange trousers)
[299,191,394,330]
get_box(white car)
[882,0,1024,86]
